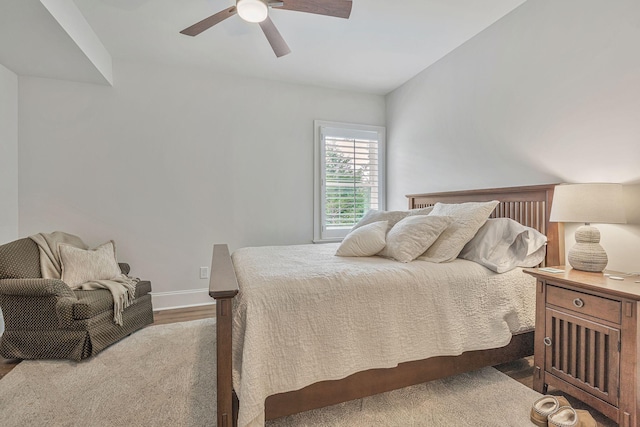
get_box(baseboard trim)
[150,288,215,311]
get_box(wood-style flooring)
[1,305,616,426]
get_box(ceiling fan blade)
[272,0,352,19]
[259,16,291,58]
[180,6,237,36]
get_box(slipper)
[548,406,597,427]
[530,395,571,427]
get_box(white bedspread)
[231,243,536,427]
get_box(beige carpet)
[0,318,542,426]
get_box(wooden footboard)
[209,244,239,427]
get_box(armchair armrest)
[0,278,75,298]
[118,263,131,275]
[0,278,77,329]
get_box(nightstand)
[525,267,640,427]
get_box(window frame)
[313,120,386,243]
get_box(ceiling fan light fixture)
[236,0,269,23]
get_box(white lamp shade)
[237,0,268,23]
[550,183,627,224]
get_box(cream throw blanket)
[30,232,138,326]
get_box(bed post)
[210,244,239,427]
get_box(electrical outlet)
[200,267,209,279]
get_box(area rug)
[0,318,542,426]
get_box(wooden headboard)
[406,184,565,267]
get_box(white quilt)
[231,243,536,427]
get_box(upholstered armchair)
[0,237,154,361]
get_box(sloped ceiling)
[0,0,527,94]
[0,0,112,85]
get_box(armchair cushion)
[72,290,114,320]
[72,281,151,320]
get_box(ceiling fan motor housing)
[236,0,269,23]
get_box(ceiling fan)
[180,0,353,58]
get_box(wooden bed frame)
[209,184,564,427]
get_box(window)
[314,120,386,242]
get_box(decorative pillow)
[408,206,434,216]
[459,218,547,273]
[336,221,388,257]
[380,215,453,263]
[418,200,499,263]
[59,240,122,288]
[351,210,410,232]
[351,207,434,233]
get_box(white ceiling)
[0,0,109,85]
[0,0,527,94]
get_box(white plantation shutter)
[314,121,386,242]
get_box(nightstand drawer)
[546,285,621,324]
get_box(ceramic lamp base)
[568,224,608,272]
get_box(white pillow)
[408,206,434,216]
[380,215,452,263]
[522,245,547,268]
[351,210,409,232]
[418,200,499,263]
[59,240,122,288]
[351,207,434,233]
[336,221,388,257]
[459,218,548,273]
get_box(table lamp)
[549,183,626,272]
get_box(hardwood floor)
[1,305,617,426]
[0,355,18,380]
[151,304,215,325]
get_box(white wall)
[386,0,640,272]
[18,60,385,308]
[0,63,18,334]
[0,63,18,245]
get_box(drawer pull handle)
[573,298,584,308]
[544,337,552,346]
